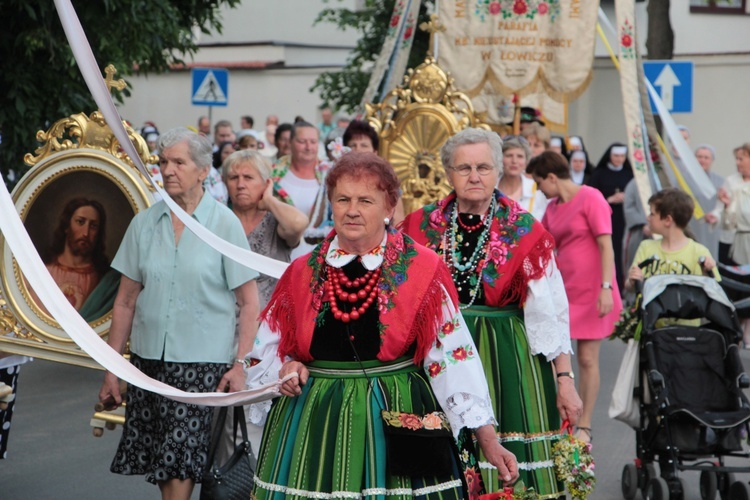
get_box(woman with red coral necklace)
[402,129,582,498]
[245,152,518,499]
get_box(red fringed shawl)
[260,229,458,364]
[401,190,555,308]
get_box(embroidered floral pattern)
[428,360,446,378]
[474,0,561,22]
[419,191,535,290]
[381,410,451,432]
[449,344,475,363]
[630,125,648,173]
[386,0,406,38]
[620,18,635,60]
[401,12,416,49]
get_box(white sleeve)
[524,258,573,362]
[243,318,287,426]
[424,285,496,439]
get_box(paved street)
[1,339,749,499]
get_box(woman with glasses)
[497,135,549,220]
[402,128,582,497]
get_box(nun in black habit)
[590,142,634,290]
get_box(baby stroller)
[620,275,750,500]
[718,264,750,320]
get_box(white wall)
[200,0,360,46]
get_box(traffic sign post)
[192,68,229,106]
[643,61,693,114]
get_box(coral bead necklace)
[325,265,381,323]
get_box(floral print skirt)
[110,355,227,484]
[253,357,467,499]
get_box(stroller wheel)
[728,481,750,500]
[720,473,737,500]
[621,463,638,499]
[700,470,718,500]
[645,477,670,500]
[668,477,686,500]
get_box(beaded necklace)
[443,197,495,309]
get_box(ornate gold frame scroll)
[366,55,490,215]
[0,102,157,369]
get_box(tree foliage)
[0,0,239,187]
[312,0,434,114]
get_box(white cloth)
[245,285,496,439]
[524,258,574,361]
[723,173,750,264]
[325,234,386,271]
[519,175,549,221]
[279,169,322,259]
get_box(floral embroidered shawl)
[261,228,458,364]
[401,189,554,307]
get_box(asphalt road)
[1,340,749,499]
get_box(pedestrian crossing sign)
[191,68,228,107]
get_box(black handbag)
[380,408,455,477]
[199,406,254,500]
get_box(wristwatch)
[556,371,575,380]
[601,282,613,289]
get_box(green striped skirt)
[462,306,564,499]
[253,357,466,499]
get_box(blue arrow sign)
[192,68,229,107]
[643,61,693,113]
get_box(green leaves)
[0,0,240,188]
[311,0,434,113]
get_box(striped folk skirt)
[462,306,564,499]
[253,358,466,499]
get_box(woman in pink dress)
[527,151,622,443]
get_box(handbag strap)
[206,405,229,469]
[343,315,388,413]
[205,406,249,469]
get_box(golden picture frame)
[0,111,155,368]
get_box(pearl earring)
[384,217,391,226]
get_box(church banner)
[437,0,600,125]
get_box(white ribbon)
[0,180,286,405]
[53,0,288,280]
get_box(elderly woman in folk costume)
[401,129,582,498]
[245,152,518,499]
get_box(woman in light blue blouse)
[98,128,259,500]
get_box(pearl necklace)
[448,197,495,272]
[443,198,496,309]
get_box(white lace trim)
[254,475,462,498]
[524,258,573,361]
[495,433,563,445]
[444,392,496,430]
[479,459,554,471]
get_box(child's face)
[647,204,667,235]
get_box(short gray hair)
[158,128,213,170]
[440,128,504,175]
[502,136,531,163]
[221,150,272,183]
[695,144,716,160]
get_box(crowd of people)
[3,103,747,500]
[93,113,750,498]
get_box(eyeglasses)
[448,164,496,176]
